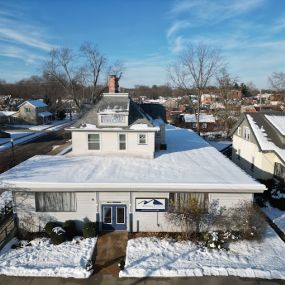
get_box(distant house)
[18,100,53,125]
[0,111,17,125]
[180,113,216,132]
[231,112,285,183]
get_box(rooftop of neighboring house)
[234,111,285,163]
[0,123,265,192]
[18,99,47,108]
[181,113,216,123]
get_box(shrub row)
[44,220,97,245]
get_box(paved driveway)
[0,275,284,285]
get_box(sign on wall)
[135,198,167,212]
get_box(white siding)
[15,191,97,231]
[71,131,155,158]
[209,193,253,208]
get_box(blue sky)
[0,0,285,88]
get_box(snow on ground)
[263,204,285,234]
[0,191,12,211]
[0,118,75,152]
[0,237,97,278]
[120,227,285,279]
[0,132,31,145]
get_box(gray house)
[18,100,52,125]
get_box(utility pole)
[10,138,15,166]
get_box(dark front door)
[102,204,127,231]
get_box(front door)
[102,204,127,231]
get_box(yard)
[120,227,285,279]
[0,236,97,278]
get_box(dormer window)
[100,114,126,124]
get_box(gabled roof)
[19,100,47,108]
[231,111,285,164]
[72,94,154,129]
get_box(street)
[0,129,71,174]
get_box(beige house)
[231,112,285,183]
[0,76,266,233]
[17,100,52,125]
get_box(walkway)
[94,231,128,275]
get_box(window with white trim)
[119,133,126,150]
[243,127,250,141]
[35,192,77,212]
[237,127,241,136]
[88,134,100,150]
[202,123,207,129]
[138,133,147,144]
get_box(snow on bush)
[120,227,285,279]
[0,237,97,278]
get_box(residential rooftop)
[0,124,265,192]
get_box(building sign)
[135,198,167,212]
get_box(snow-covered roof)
[0,111,16,117]
[247,114,285,163]
[265,115,285,136]
[0,125,265,192]
[38,111,52,117]
[182,114,215,123]
[19,100,47,108]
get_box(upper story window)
[237,127,241,136]
[25,107,31,112]
[119,134,126,150]
[88,134,100,150]
[202,123,207,129]
[100,114,126,124]
[243,127,250,141]
[138,133,147,145]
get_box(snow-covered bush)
[204,231,239,250]
[82,222,97,238]
[63,220,77,240]
[44,221,62,236]
[50,227,67,245]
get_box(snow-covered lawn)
[0,237,97,278]
[120,227,285,279]
[263,205,285,234]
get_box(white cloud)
[167,20,191,38]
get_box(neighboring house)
[179,113,216,132]
[231,112,285,183]
[17,100,52,125]
[0,75,265,233]
[0,111,17,125]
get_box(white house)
[0,76,266,233]
[231,112,285,183]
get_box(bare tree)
[169,43,223,133]
[216,67,238,137]
[269,72,285,92]
[80,42,107,104]
[43,48,82,110]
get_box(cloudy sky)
[0,0,285,88]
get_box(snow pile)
[263,205,285,234]
[247,115,285,162]
[0,237,97,278]
[0,191,12,211]
[129,124,159,131]
[120,227,285,279]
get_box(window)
[35,192,76,212]
[25,107,30,112]
[192,123,197,128]
[138,133,147,144]
[100,114,126,124]
[169,192,209,211]
[119,134,126,150]
[202,123,207,129]
[116,207,125,224]
[243,127,250,141]
[274,162,285,183]
[88,134,100,150]
[237,149,241,160]
[237,127,241,136]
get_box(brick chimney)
[108,75,119,93]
